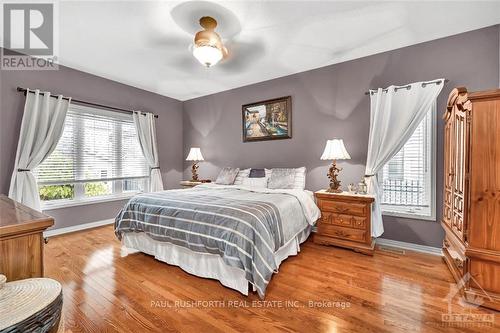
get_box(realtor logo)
[3,3,53,55]
[1,2,58,70]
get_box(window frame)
[38,105,150,211]
[379,104,437,221]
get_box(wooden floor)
[45,225,499,333]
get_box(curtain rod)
[16,87,159,118]
[364,79,449,96]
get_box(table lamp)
[186,147,204,181]
[320,139,351,193]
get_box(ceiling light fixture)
[192,16,227,68]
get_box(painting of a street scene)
[242,96,292,142]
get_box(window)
[35,104,149,208]
[378,107,436,220]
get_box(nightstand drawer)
[319,200,367,216]
[333,214,366,229]
[317,224,367,243]
[322,212,367,229]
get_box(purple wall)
[1,26,499,244]
[183,26,500,247]
[0,54,183,229]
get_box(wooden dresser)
[314,191,375,255]
[0,195,54,281]
[442,87,500,311]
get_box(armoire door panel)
[452,108,468,240]
[469,99,500,251]
[443,116,454,229]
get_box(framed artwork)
[242,96,292,142]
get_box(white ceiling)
[54,1,500,100]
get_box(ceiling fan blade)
[217,39,265,73]
[165,54,199,69]
[145,34,190,51]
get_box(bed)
[114,183,320,298]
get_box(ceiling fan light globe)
[193,44,223,67]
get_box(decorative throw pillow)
[215,167,240,185]
[241,177,268,188]
[268,168,296,189]
[233,168,250,185]
[249,168,266,178]
[265,168,272,178]
[293,167,307,190]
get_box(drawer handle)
[334,207,349,213]
[454,258,464,269]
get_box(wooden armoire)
[442,87,500,310]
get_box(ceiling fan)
[151,1,401,74]
[192,16,228,67]
[147,1,264,73]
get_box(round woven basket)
[0,275,63,332]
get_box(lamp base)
[326,160,343,193]
[326,187,343,193]
[191,163,199,181]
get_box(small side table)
[314,190,375,255]
[180,180,204,188]
[0,275,63,332]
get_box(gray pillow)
[249,168,266,178]
[215,167,240,185]
[267,168,296,189]
[233,168,250,185]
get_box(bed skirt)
[121,226,311,296]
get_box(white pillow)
[265,168,272,178]
[215,167,240,185]
[293,167,307,190]
[233,168,251,185]
[241,177,268,189]
[267,167,306,190]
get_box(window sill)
[382,210,436,222]
[41,192,140,211]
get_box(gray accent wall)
[183,26,500,247]
[0,55,183,229]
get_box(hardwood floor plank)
[44,226,500,332]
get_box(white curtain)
[365,79,445,237]
[9,89,71,210]
[133,111,164,192]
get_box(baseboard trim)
[376,238,443,256]
[44,219,114,238]
[43,221,443,256]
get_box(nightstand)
[314,190,375,255]
[179,180,204,188]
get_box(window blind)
[378,112,432,210]
[35,104,149,185]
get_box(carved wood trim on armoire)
[442,87,500,311]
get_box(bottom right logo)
[441,272,495,328]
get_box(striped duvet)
[115,184,320,298]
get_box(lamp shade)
[186,147,204,161]
[320,139,351,160]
